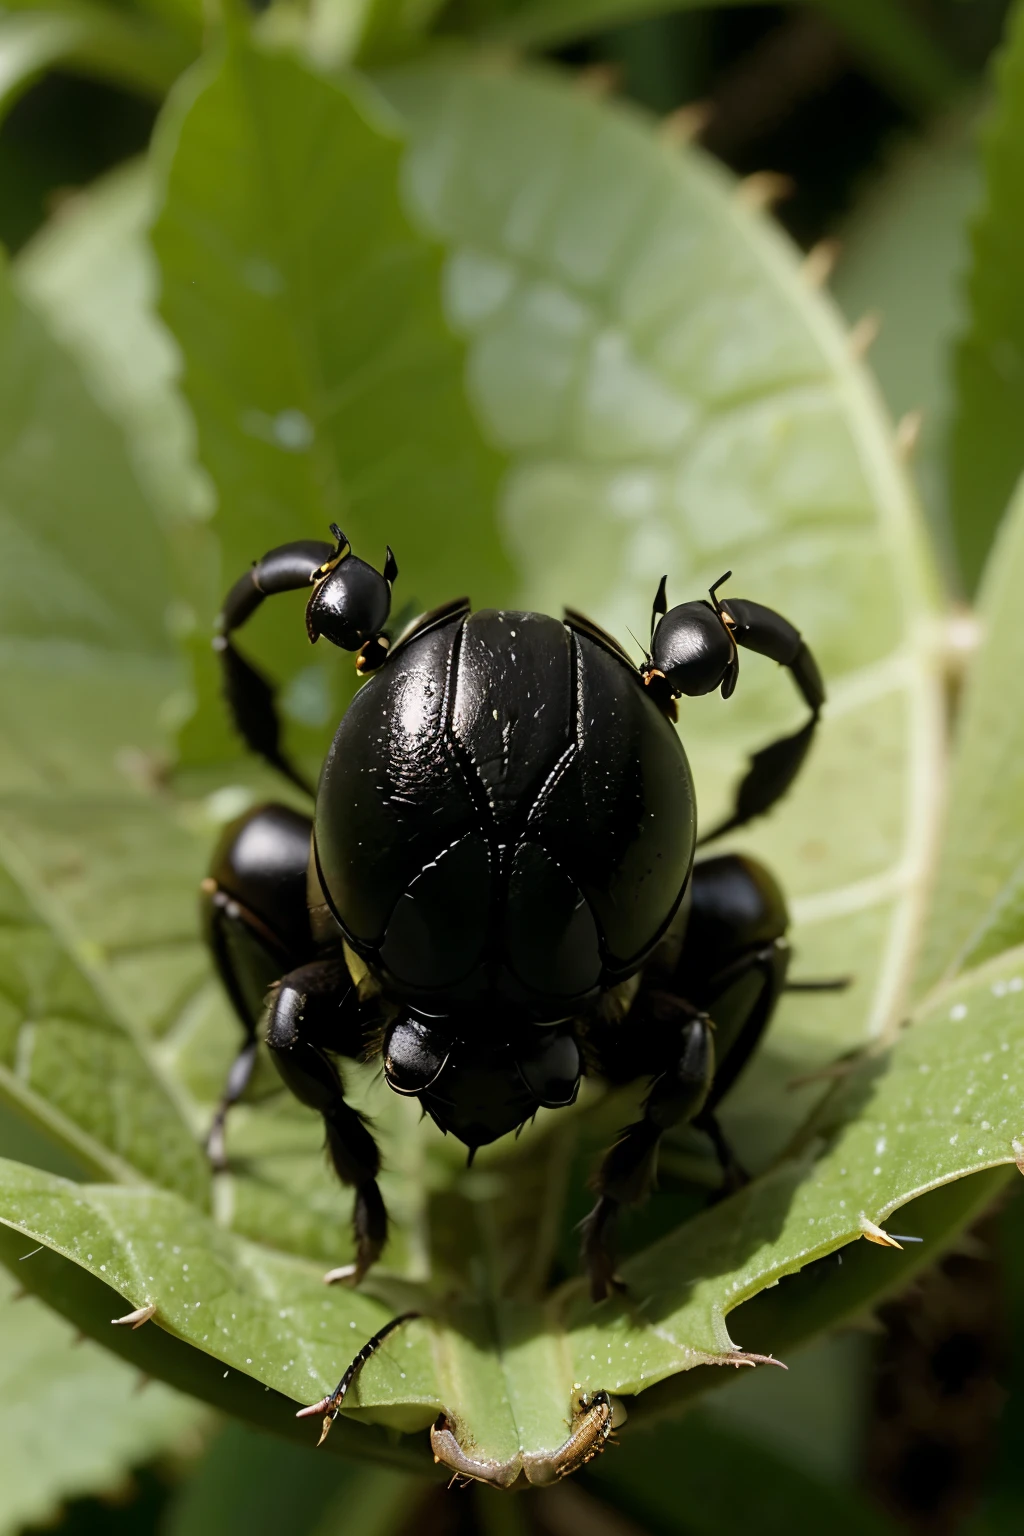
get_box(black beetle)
[201,525,836,1300]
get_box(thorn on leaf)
[895,408,924,460]
[735,171,793,211]
[111,1303,157,1329]
[659,102,713,146]
[848,311,881,359]
[801,238,840,288]
[859,1214,903,1250]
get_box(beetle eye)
[306,555,392,651]
[649,601,734,698]
[383,1016,450,1095]
[517,1030,580,1108]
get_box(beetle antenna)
[708,571,732,615]
[328,523,350,558]
[650,574,669,644]
[624,626,647,664]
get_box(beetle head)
[305,524,398,669]
[383,1010,580,1150]
[643,571,738,700]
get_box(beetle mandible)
[200,525,833,1299]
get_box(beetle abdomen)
[314,606,696,1014]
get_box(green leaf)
[0,259,212,1195]
[16,159,213,535]
[150,42,510,774]
[564,947,1024,1394]
[437,0,960,113]
[0,12,91,120]
[0,250,181,792]
[916,473,1024,990]
[833,102,981,591]
[0,1204,434,1474]
[0,1260,206,1536]
[0,1160,443,1445]
[351,0,451,63]
[0,0,196,98]
[951,1,1024,593]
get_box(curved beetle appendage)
[429,1390,624,1489]
[643,572,825,843]
[521,1390,620,1484]
[213,526,397,793]
[430,1418,522,1490]
[297,1311,420,1447]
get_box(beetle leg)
[670,939,789,1195]
[583,1012,714,1303]
[266,959,386,1283]
[205,1036,259,1173]
[691,1107,749,1195]
[699,598,825,844]
[201,803,315,1170]
[697,942,789,1109]
[215,539,335,793]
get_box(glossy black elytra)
[201,525,832,1301]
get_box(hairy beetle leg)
[585,1013,714,1303]
[266,958,387,1282]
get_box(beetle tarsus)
[583,1014,714,1299]
[266,958,387,1282]
[583,1198,630,1304]
[205,1037,259,1172]
[693,1107,749,1195]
